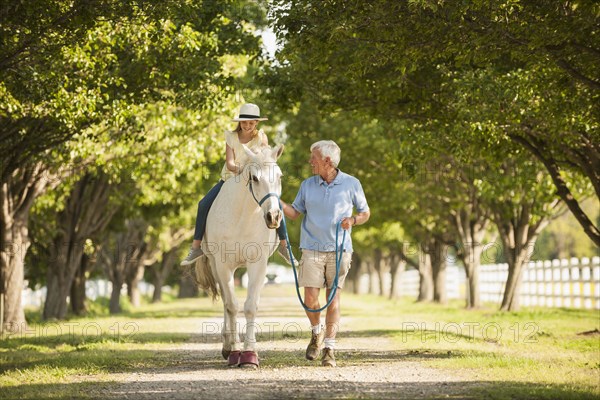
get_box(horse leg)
[239,260,267,368]
[216,266,241,365]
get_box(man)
[281,140,370,367]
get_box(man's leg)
[321,251,351,367]
[304,287,324,360]
[304,287,321,325]
[322,288,340,367]
[324,288,340,339]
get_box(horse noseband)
[248,181,280,207]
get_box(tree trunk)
[43,272,70,320]
[373,249,386,297]
[346,252,362,294]
[417,252,434,302]
[101,219,148,314]
[430,240,447,304]
[494,204,550,311]
[0,216,29,333]
[365,259,378,295]
[465,263,480,309]
[151,248,177,303]
[499,246,533,312]
[152,276,164,303]
[43,172,115,320]
[70,253,88,316]
[461,240,484,309]
[126,241,148,309]
[432,260,447,304]
[109,278,123,314]
[127,261,145,308]
[178,273,199,298]
[388,252,405,299]
[452,206,488,309]
[43,239,85,320]
[1,163,48,333]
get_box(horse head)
[242,144,285,229]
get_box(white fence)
[480,256,600,309]
[22,258,599,310]
[359,256,600,310]
[22,279,158,309]
[357,262,464,299]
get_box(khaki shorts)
[298,249,352,289]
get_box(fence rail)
[23,257,600,310]
[359,256,599,310]
[22,279,158,309]
[480,256,600,309]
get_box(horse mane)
[248,143,273,157]
[240,144,277,170]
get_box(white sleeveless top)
[220,129,267,181]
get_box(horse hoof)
[227,350,241,367]
[222,348,231,360]
[238,351,259,369]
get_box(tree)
[471,148,562,311]
[96,218,146,314]
[263,101,453,302]
[144,214,191,303]
[534,199,599,260]
[0,163,50,332]
[267,0,599,246]
[42,171,116,320]
[2,0,268,329]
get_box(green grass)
[1,295,214,399]
[340,290,600,399]
[1,286,599,399]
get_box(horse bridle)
[247,179,281,207]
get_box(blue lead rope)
[279,206,346,313]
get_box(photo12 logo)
[199,321,305,343]
[2,322,140,341]
[400,321,540,343]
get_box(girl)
[181,103,295,266]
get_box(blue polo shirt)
[292,170,369,252]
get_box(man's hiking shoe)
[305,329,325,360]
[321,347,336,367]
[180,246,204,266]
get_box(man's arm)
[280,200,301,220]
[355,210,370,225]
[341,210,370,230]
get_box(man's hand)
[341,217,354,230]
[341,211,370,230]
[281,200,301,220]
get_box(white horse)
[194,144,284,368]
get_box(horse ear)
[242,144,256,159]
[272,144,284,160]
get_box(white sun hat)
[232,103,268,121]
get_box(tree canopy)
[266,0,599,246]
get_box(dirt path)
[99,291,484,399]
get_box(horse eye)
[251,175,259,182]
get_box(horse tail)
[193,255,220,300]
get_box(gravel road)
[98,291,484,399]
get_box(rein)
[282,215,346,313]
[247,178,346,312]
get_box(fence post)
[479,257,599,310]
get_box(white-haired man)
[281,140,370,367]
